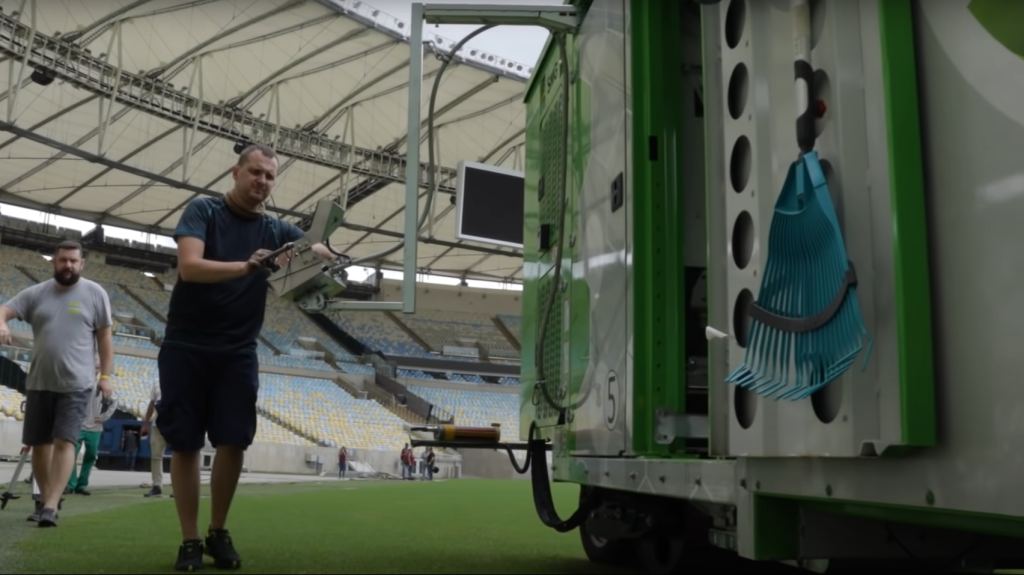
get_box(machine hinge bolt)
[659,476,666,483]
[629,472,637,480]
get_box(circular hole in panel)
[730,135,752,193]
[731,210,755,270]
[812,382,843,424]
[733,288,754,348]
[724,0,746,50]
[734,386,757,430]
[727,63,749,120]
[812,68,832,139]
[810,0,825,51]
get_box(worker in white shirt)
[140,380,172,498]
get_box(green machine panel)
[513,0,1024,570]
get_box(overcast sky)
[362,0,562,69]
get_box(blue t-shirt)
[163,197,306,353]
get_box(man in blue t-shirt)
[159,144,338,571]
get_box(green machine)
[409,0,1024,571]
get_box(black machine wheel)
[634,528,687,575]
[579,517,634,566]
[576,486,635,566]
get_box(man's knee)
[51,438,76,453]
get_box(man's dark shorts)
[23,389,92,446]
[157,345,260,452]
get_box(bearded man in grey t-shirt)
[0,240,114,527]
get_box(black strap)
[748,261,858,334]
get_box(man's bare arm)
[0,304,16,345]
[143,400,156,425]
[177,236,254,283]
[310,242,338,261]
[0,304,16,323]
[96,325,114,383]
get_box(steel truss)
[0,11,460,194]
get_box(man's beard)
[53,271,80,286]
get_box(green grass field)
[0,478,629,575]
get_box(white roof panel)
[0,0,534,282]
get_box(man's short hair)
[55,240,85,258]
[237,144,278,167]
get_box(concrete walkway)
[0,461,334,494]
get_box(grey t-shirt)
[3,278,112,393]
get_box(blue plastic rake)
[725,151,873,401]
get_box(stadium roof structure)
[0,0,535,283]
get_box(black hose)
[352,25,496,266]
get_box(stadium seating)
[498,314,521,343]
[258,374,409,451]
[330,311,432,358]
[254,414,316,446]
[262,297,357,364]
[0,242,527,454]
[407,385,520,441]
[0,264,36,332]
[398,310,519,360]
[0,385,25,422]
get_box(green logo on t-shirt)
[68,301,80,315]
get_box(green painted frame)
[629,0,692,458]
[878,0,936,449]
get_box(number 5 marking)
[605,371,618,430]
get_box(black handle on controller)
[259,242,295,273]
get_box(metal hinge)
[654,408,708,444]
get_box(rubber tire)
[579,519,635,566]
[634,529,687,575]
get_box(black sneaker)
[175,539,204,572]
[37,507,58,527]
[204,529,241,570]
[144,486,162,497]
[74,488,91,496]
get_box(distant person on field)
[425,447,436,481]
[141,380,173,498]
[157,144,339,571]
[66,360,118,496]
[0,240,114,528]
[122,428,139,471]
[399,444,412,479]
[338,446,347,479]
